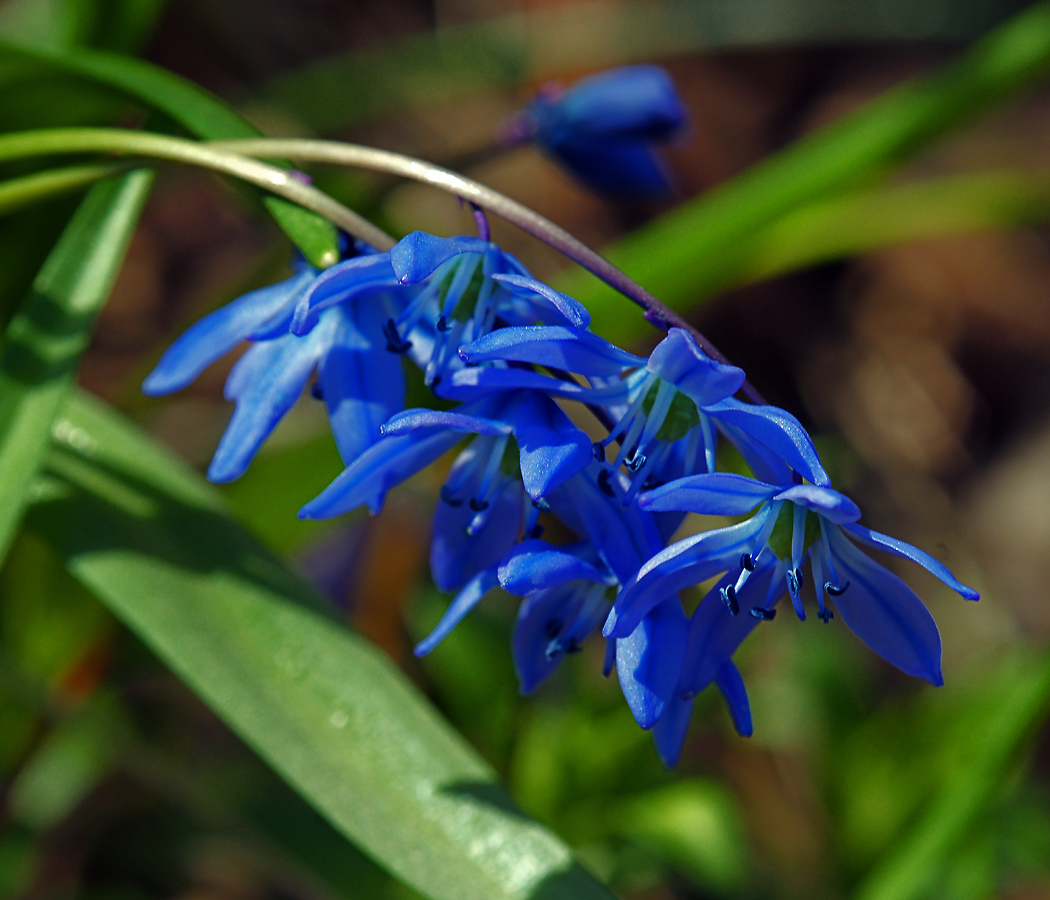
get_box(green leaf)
[561,1,1050,345]
[26,389,613,900]
[719,170,1050,288]
[0,163,126,218]
[0,39,339,266]
[0,169,152,563]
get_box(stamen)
[818,608,835,623]
[592,441,606,462]
[469,498,489,512]
[383,318,412,354]
[786,568,804,597]
[720,584,739,616]
[740,553,755,571]
[437,315,450,332]
[750,607,776,621]
[533,498,551,512]
[597,469,616,497]
[625,452,647,472]
[310,381,324,401]
[528,524,545,539]
[471,203,490,242]
[439,485,463,507]
[825,581,849,596]
[544,618,562,639]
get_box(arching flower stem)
[212,137,766,405]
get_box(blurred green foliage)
[1,1,1050,899]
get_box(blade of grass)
[0,169,152,563]
[726,169,1050,286]
[0,162,129,217]
[26,388,614,900]
[559,1,1050,345]
[855,650,1050,900]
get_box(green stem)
[0,128,395,251]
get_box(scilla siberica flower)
[143,243,407,481]
[147,214,977,767]
[601,471,980,764]
[503,65,687,199]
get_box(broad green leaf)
[564,1,1050,345]
[0,169,152,563]
[0,40,338,266]
[26,389,613,900]
[254,0,1026,134]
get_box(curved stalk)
[210,138,766,402]
[0,129,395,251]
[0,163,133,217]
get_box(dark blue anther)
[750,607,776,621]
[383,318,412,354]
[818,608,835,624]
[437,315,450,332]
[468,498,489,512]
[598,469,616,497]
[544,618,562,639]
[825,581,849,596]
[592,441,606,462]
[626,453,647,472]
[720,584,739,616]
[533,497,551,511]
[787,567,804,597]
[740,553,755,571]
[310,381,324,401]
[528,524,545,539]
[439,485,462,507]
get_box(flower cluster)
[146,228,978,767]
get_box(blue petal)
[382,407,512,437]
[142,269,314,395]
[824,525,943,685]
[841,523,979,601]
[513,392,593,499]
[414,567,501,656]
[207,331,323,483]
[439,366,630,404]
[604,511,773,639]
[714,662,752,737]
[616,599,688,729]
[546,466,663,583]
[651,692,694,767]
[290,254,400,334]
[319,305,405,465]
[545,139,674,199]
[679,563,777,697]
[490,273,590,328]
[647,329,745,407]
[773,484,861,524]
[498,540,607,595]
[431,447,526,592]
[705,398,829,486]
[539,65,686,142]
[390,232,489,284]
[512,582,605,694]
[299,428,465,518]
[459,325,643,375]
[639,472,777,516]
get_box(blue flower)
[291,231,590,392]
[607,472,978,684]
[454,325,829,502]
[143,250,407,481]
[507,65,688,199]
